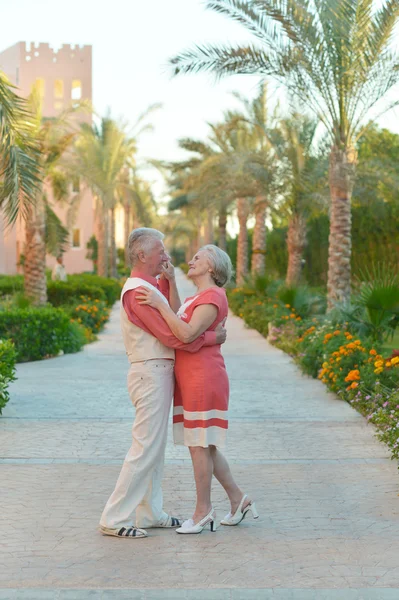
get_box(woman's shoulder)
[195,286,227,308]
[200,286,226,296]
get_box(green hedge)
[0,274,121,307]
[0,307,85,362]
[0,275,24,296]
[67,274,121,306]
[47,281,106,306]
[0,339,17,413]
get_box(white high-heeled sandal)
[176,509,217,534]
[220,494,259,526]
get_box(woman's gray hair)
[128,227,164,266]
[201,244,233,288]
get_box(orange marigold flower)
[369,349,377,356]
[333,330,341,335]
[345,369,360,383]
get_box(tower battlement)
[23,42,91,64]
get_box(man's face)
[144,240,169,276]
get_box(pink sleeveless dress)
[173,286,229,448]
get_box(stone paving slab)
[1,590,399,600]
[1,270,399,594]
[0,419,389,461]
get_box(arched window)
[34,78,45,98]
[54,79,64,99]
[71,80,82,100]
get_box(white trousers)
[100,359,174,529]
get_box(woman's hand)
[136,288,164,310]
[160,261,175,282]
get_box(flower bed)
[65,296,111,334]
[227,286,399,461]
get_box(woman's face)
[187,250,212,279]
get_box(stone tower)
[0,41,94,274]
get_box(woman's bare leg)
[210,446,251,514]
[189,446,213,523]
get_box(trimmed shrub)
[0,339,17,414]
[47,281,106,306]
[68,274,121,306]
[0,307,85,362]
[0,275,24,297]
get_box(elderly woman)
[137,245,258,534]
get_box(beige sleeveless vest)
[120,277,174,363]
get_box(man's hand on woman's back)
[215,319,227,345]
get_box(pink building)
[0,41,95,274]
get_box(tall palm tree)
[75,106,160,277]
[0,72,40,225]
[232,84,275,276]
[74,117,137,277]
[121,171,156,266]
[170,0,399,307]
[23,89,80,304]
[269,113,328,286]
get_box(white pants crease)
[100,359,174,529]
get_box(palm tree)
[23,89,80,304]
[232,84,275,276]
[75,106,160,277]
[170,0,399,307]
[0,72,40,225]
[269,113,328,286]
[74,117,137,277]
[121,170,156,266]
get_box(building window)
[72,229,81,248]
[71,80,82,100]
[54,101,63,111]
[54,79,64,98]
[16,67,19,85]
[35,78,45,98]
[72,177,80,192]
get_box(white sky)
[1,0,399,205]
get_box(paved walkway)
[1,271,399,600]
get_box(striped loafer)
[143,515,181,528]
[99,525,147,538]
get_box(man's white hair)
[128,227,164,266]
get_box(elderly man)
[99,228,226,539]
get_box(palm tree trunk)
[286,214,307,287]
[124,201,131,267]
[218,208,227,251]
[110,207,117,278]
[204,209,214,244]
[327,146,357,309]
[97,210,109,277]
[236,197,250,285]
[24,197,47,305]
[251,197,267,276]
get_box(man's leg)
[135,456,166,528]
[99,360,174,530]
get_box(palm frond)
[0,72,41,224]
[45,203,69,256]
